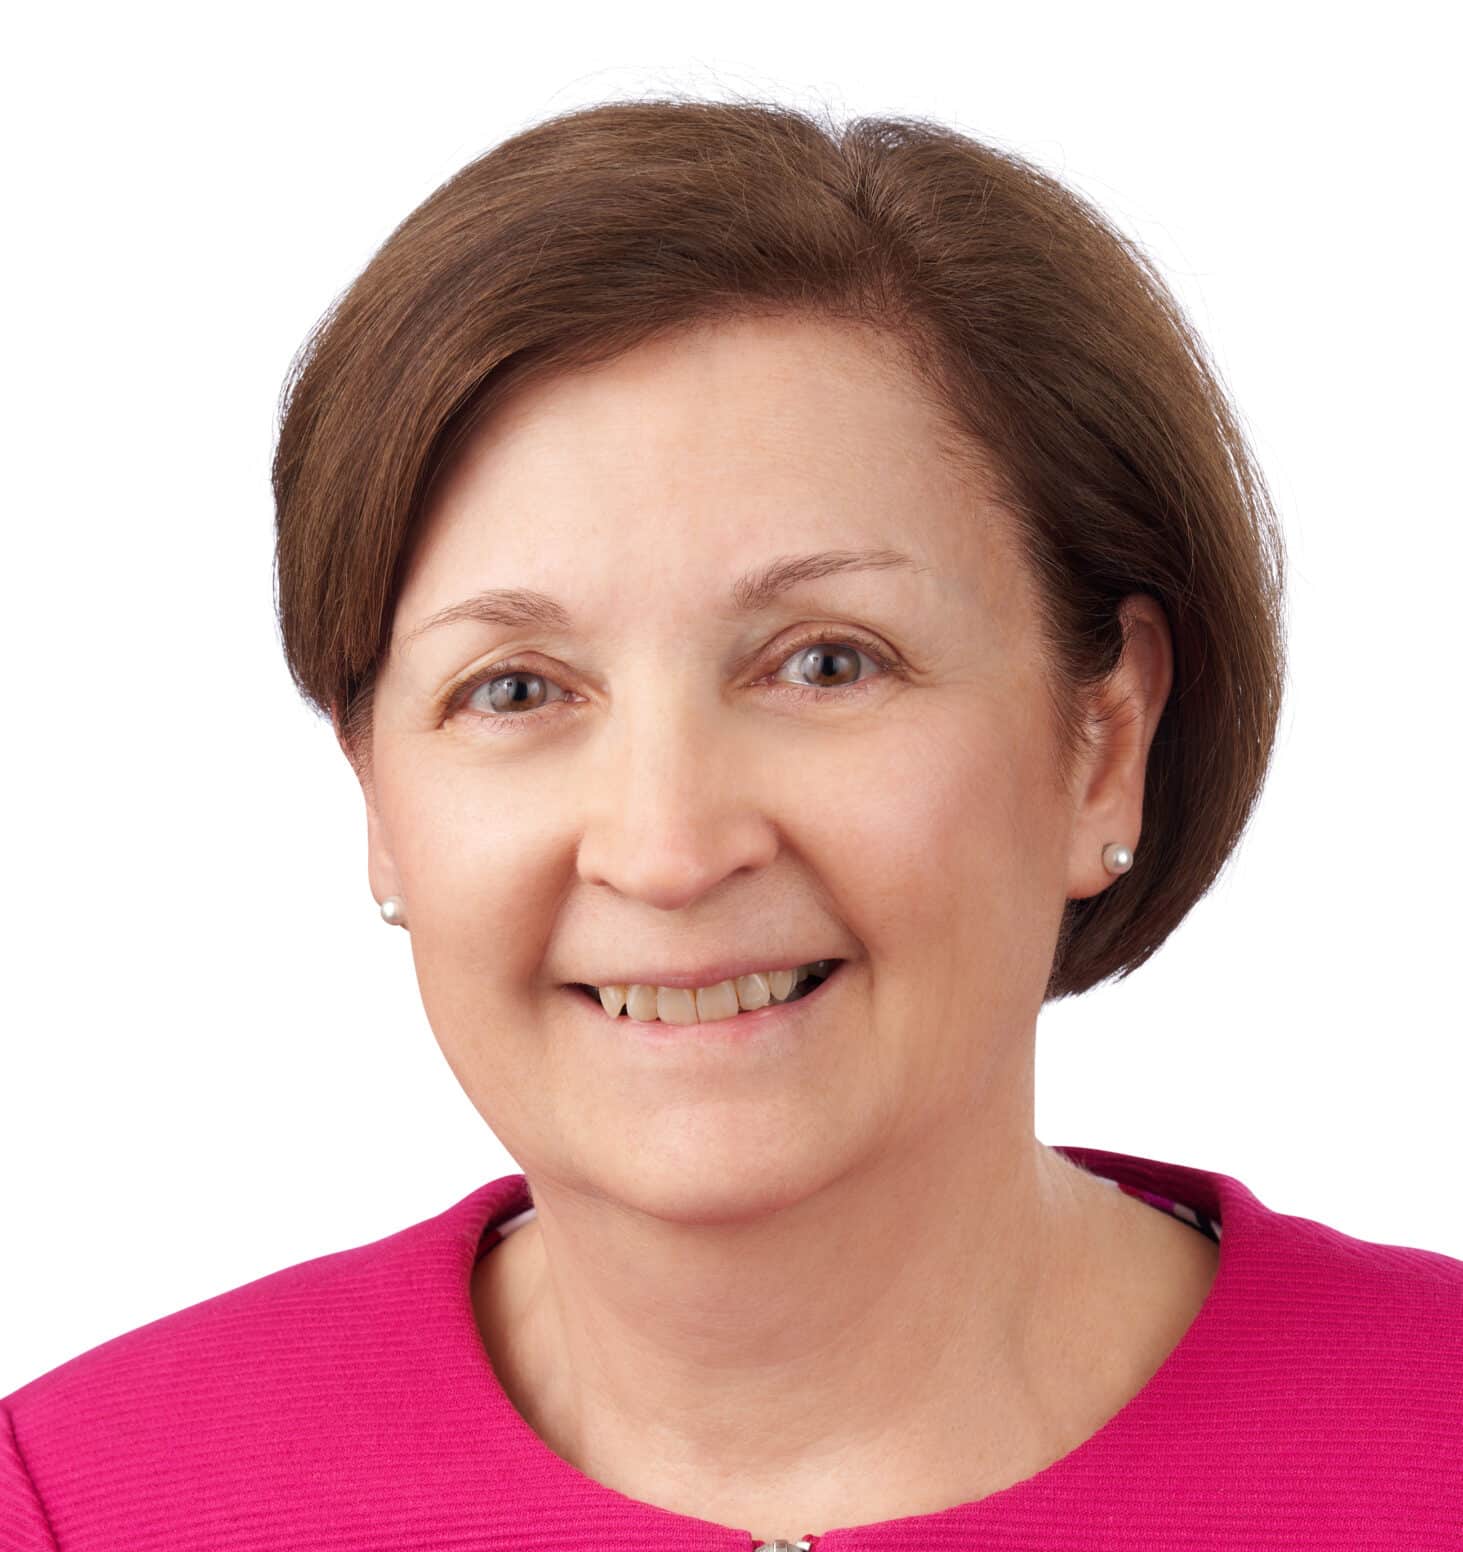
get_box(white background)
[3,3,1458,1396]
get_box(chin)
[562,1121,859,1230]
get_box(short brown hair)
[272,94,1287,1001]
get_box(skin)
[340,314,1219,1542]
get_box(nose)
[572,680,780,911]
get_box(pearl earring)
[380,895,408,928]
[1101,843,1134,876]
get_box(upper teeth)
[594,960,835,1023]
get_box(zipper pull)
[751,1540,817,1550]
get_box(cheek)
[389,784,563,1154]
[828,706,1068,1011]
[380,755,561,1002]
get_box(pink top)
[3,1144,1460,1549]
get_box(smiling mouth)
[569,960,843,1019]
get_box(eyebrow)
[398,547,919,650]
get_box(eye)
[445,629,898,733]
[457,667,570,723]
[768,636,891,696]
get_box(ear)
[332,700,403,914]
[1064,594,1174,902]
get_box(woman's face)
[356,315,1163,1220]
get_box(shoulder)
[1065,1142,1463,1338]
[1,1233,378,1547]
[1232,1189,1463,1346]
[1218,1202,1463,1536]
[1050,1145,1463,1539]
[1184,1176,1463,1519]
[1064,1147,1463,1489]
[6,1205,426,1411]
[1,1176,521,1547]
[1,1401,57,1550]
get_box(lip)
[561,959,847,1042]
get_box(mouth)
[563,959,846,1033]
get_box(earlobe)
[362,797,403,911]
[1064,596,1173,902]
[1101,842,1135,876]
[332,699,404,919]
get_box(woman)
[4,97,1459,1550]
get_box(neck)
[472,1119,1167,1540]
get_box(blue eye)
[448,631,898,734]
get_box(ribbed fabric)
[3,1144,1460,1549]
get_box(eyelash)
[441,629,901,734]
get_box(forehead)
[394,315,1020,634]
